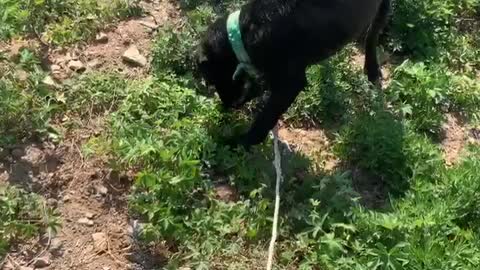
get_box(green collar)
[227,10,259,80]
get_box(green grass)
[0,186,60,258]
[1,0,480,268]
[0,0,142,46]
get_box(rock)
[51,64,62,72]
[139,20,158,30]
[95,32,109,43]
[95,184,108,195]
[11,148,24,158]
[122,46,147,67]
[87,59,102,69]
[214,184,238,202]
[85,212,95,219]
[62,194,72,202]
[50,64,66,80]
[22,146,45,167]
[68,60,86,73]
[128,220,144,239]
[0,171,8,182]
[17,69,29,82]
[20,267,34,270]
[46,198,58,207]
[33,256,51,268]
[91,232,108,252]
[78,217,94,226]
[42,75,58,88]
[49,238,63,251]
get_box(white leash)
[266,125,283,270]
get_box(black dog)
[197,0,391,148]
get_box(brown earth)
[441,113,469,166]
[278,126,338,172]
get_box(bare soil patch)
[278,126,339,172]
[441,113,469,166]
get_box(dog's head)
[196,19,257,109]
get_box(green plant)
[388,60,480,134]
[0,186,61,258]
[388,61,449,134]
[0,49,60,144]
[0,0,142,45]
[64,72,129,117]
[152,25,199,76]
[335,111,408,190]
[389,0,479,60]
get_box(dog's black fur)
[197,0,391,148]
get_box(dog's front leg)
[235,74,306,148]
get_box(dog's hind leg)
[364,0,391,86]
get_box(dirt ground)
[1,1,478,269]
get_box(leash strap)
[267,125,283,270]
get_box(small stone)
[139,21,158,30]
[68,60,86,73]
[47,198,58,207]
[63,194,72,202]
[91,232,108,252]
[87,59,102,69]
[95,184,108,195]
[42,75,58,88]
[85,212,95,219]
[49,238,63,251]
[128,220,144,239]
[78,217,94,226]
[214,184,238,202]
[51,64,61,71]
[11,148,24,158]
[33,256,51,268]
[122,45,147,67]
[20,267,34,270]
[17,69,29,82]
[50,64,66,80]
[0,171,8,182]
[22,146,45,167]
[95,32,109,43]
